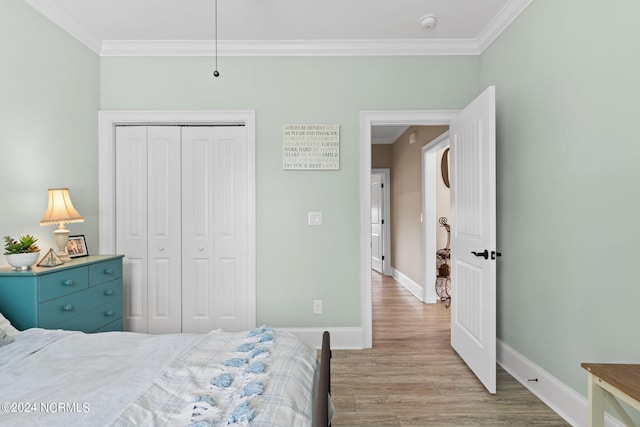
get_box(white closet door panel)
[213,127,249,332]
[147,126,182,334]
[116,126,149,333]
[181,126,249,333]
[181,127,216,332]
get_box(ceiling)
[24,0,534,56]
[24,0,533,144]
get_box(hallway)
[329,272,568,426]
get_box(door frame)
[371,168,391,276]
[98,110,257,329]
[361,110,458,348]
[421,131,450,304]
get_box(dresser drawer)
[39,281,122,328]
[38,267,89,302]
[54,300,122,333]
[94,317,123,333]
[89,259,123,287]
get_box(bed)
[0,314,332,427]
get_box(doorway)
[422,132,451,304]
[360,110,458,348]
[362,87,498,393]
[371,168,390,276]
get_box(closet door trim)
[99,111,256,329]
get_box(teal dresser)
[0,255,124,333]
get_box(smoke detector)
[420,14,437,30]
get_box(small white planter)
[5,252,40,270]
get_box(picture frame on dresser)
[66,235,88,258]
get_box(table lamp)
[40,188,84,262]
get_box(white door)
[116,125,251,334]
[450,86,497,394]
[371,172,384,274]
[147,127,182,333]
[116,126,182,333]
[181,126,250,333]
[115,126,149,333]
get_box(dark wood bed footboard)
[314,330,331,427]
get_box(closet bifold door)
[181,126,249,333]
[116,126,182,334]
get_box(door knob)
[471,250,489,259]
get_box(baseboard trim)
[392,268,425,302]
[280,327,364,349]
[497,339,624,427]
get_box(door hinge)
[382,255,385,261]
[381,219,384,224]
[381,183,384,188]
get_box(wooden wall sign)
[283,124,340,170]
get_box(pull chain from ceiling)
[213,0,220,77]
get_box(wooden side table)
[581,363,640,427]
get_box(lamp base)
[53,227,71,262]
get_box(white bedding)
[0,327,318,426]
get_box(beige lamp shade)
[40,188,84,226]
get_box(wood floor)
[329,272,569,426]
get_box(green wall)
[7,0,637,413]
[0,0,100,261]
[100,56,479,326]
[481,0,640,399]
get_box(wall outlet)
[313,300,323,314]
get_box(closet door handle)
[104,268,114,275]
[63,280,75,287]
[63,304,74,312]
[471,250,489,260]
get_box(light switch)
[308,211,322,226]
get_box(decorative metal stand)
[435,217,451,308]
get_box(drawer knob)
[104,268,114,275]
[105,310,115,317]
[63,280,74,287]
[63,304,74,312]
[104,289,114,296]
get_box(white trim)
[392,268,424,303]
[25,0,533,57]
[497,339,625,427]
[476,0,536,53]
[98,110,257,328]
[361,110,458,349]
[100,39,481,57]
[421,131,450,304]
[282,327,364,350]
[24,0,102,54]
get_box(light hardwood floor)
[329,272,569,426]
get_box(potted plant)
[3,235,40,270]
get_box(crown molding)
[100,39,480,57]
[476,0,535,53]
[24,0,534,57]
[24,0,102,54]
